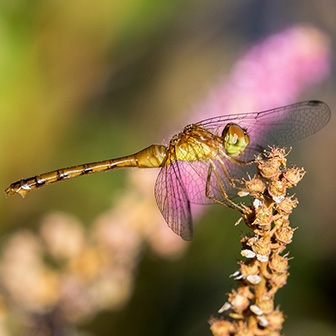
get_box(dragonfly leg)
[205,162,245,212]
[217,152,257,192]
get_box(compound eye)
[222,123,249,157]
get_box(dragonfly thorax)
[166,124,221,164]
[222,123,250,157]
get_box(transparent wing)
[198,100,331,161]
[154,162,193,240]
[173,158,246,203]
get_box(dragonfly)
[5,100,331,240]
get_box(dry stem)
[210,147,305,336]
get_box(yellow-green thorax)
[165,125,221,165]
[163,123,250,166]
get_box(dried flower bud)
[228,291,250,311]
[269,255,288,273]
[269,272,288,288]
[253,203,273,227]
[257,159,281,179]
[210,320,234,336]
[275,226,295,244]
[273,216,290,228]
[276,197,298,214]
[268,180,286,200]
[283,167,306,188]
[251,237,271,257]
[245,177,266,195]
[257,297,274,314]
[240,261,259,277]
[266,310,285,329]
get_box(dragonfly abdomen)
[5,144,168,198]
[5,163,116,198]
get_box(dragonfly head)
[222,123,250,157]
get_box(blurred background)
[1,0,336,335]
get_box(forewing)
[154,163,193,240]
[199,100,331,162]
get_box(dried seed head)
[275,226,295,244]
[256,147,287,178]
[276,197,298,214]
[228,291,250,311]
[245,177,266,195]
[240,261,259,277]
[269,272,288,288]
[258,159,281,179]
[268,180,287,200]
[257,297,274,314]
[273,216,290,228]
[266,310,285,330]
[209,320,234,336]
[253,203,273,227]
[251,236,271,257]
[212,147,302,335]
[269,255,288,273]
[283,167,306,188]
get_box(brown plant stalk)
[210,147,305,336]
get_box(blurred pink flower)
[193,24,330,121]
